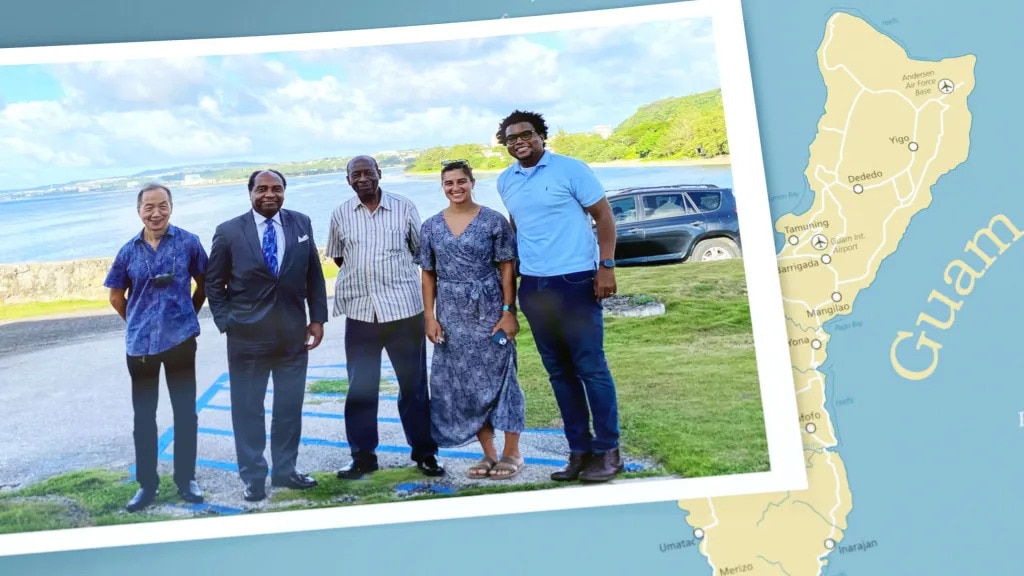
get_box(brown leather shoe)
[578,448,624,483]
[550,452,591,481]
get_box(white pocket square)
[298,235,309,242]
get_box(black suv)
[601,184,742,265]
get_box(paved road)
[0,308,222,358]
[0,309,657,514]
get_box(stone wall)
[0,248,334,305]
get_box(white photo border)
[0,0,806,558]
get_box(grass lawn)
[512,260,767,478]
[306,378,398,396]
[314,259,766,479]
[0,470,178,534]
[0,259,766,532]
[0,299,110,322]
[0,465,663,534]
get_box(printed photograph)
[0,1,801,554]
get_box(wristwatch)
[502,303,517,313]
[599,259,616,269]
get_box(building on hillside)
[594,125,612,138]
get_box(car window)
[688,191,722,212]
[609,197,640,223]
[642,193,693,219]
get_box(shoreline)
[180,155,732,186]
[1,156,732,269]
[402,155,732,176]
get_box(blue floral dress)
[416,206,526,448]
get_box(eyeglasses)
[146,257,176,288]
[504,130,536,144]
[441,158,471,167]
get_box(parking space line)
[143,369,586,497]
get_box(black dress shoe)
[336,460,379,480]
[416,456,445,477]
[243,481,266,502]
[125,487,158,512]
[271,472,318,490]
[177,480,204,504]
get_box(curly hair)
[495,110,549,146]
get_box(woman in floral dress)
[416,160,526,479]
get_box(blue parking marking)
[145,368,623,496]
[198,403,566,436]
[174,426,569,468]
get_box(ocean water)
[0,164,733,264]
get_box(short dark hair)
[441,160,475,182]
[137,183,172,210]
[495,110,549,145]
[247,169,287,192]
[346,155,380,174]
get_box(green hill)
[404,143,514,175]
[403,88,728,174]
[550,88,727,163]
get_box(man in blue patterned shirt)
[104,183,209,512]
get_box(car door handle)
[627,228,642,234]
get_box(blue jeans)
[518,269,621,453]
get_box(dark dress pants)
[344,312,437,465]
[125,336,199,491]
[227,310,308,484]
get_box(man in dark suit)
[205,169,329,502]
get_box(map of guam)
[677,12,976,576]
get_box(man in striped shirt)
[325,155,444,480]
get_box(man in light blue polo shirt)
[494,109,623,483]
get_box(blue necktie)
[263,218,279,276]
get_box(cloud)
[0,16,720,189]
[48,57,213,113]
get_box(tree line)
[404,88,728,173]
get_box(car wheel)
[693,238,740,262]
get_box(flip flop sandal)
[488,455,525,480]
[467,457,496,479]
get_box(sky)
[0,16,719,190]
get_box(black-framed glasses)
[505,130,536,144]
[146,257,176,288]
[441,158,471,167]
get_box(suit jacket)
[205,208,329,335]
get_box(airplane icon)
[811,234,828,250]
[938,79,954,94]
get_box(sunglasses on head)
[441,158,471,168]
